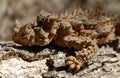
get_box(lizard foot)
[65,56,84,72]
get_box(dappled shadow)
[12,45,49,53]
[108,38,120,53]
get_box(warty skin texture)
[12,10,116,72]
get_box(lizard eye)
[21,33,26,38]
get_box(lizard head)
[12,22,35,46]
[12,11,59,46]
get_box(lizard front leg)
[66,41,98,72]
[53,19,99,72]
[54,31,98,72]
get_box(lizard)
[12,10,116,72]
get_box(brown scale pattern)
[12,10,117,72]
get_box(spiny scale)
[12,10,117,72]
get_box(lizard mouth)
[12,33,32,46]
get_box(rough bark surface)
[0,40,119,78]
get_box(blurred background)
[0,0,120,41]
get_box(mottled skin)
[12,11,116,72]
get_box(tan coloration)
[96,20,115,44]
[13,11,59,46]
[53,18,98,51]
[66,40,98,72]
[12,10,117,72]
[66,56,83,72]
